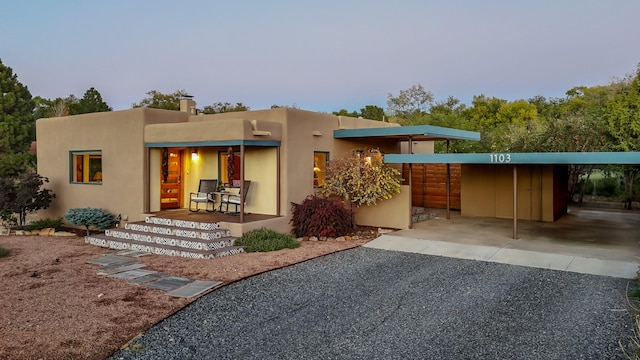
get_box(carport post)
[513,165,518,239]
[446,140,451,220]
[408,136,413,229]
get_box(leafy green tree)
[605,65,640,208]
[318,149,402,207]
[360,105,385,121]
[0,58,35,177]
[387,84,434,124]
[70,87,112,114]
[132,89,190,110]
[201,102,250,114]
[0,173,55,226]
[332,109,359,117]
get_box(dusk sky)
[2,1,639,113]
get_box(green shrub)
[0,246,9,257]
[64,208,114,236]
[290,195,354,238]
[24,217,64,231]
[235,228,300,252]
[0,173,55,226]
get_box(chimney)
[179,95,196,114]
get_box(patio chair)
[189,179,218,212]
[220,180,251,214]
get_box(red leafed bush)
[290,195,353,238]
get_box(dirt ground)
[0,234,372,360]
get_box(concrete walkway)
[366,207,640,279]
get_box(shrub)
[234,228,300,252]
[64,208,114,236]
[290,195,354,238]
[0,173,55,226]
[24,217,64,232]
[0,246,9,257]
[317,149,402,207]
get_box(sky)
[2,0,640,113]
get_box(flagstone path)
[87,250,222,298]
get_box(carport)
[385,151,640,238]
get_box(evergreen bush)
[24,218,64,232]
[64,208,114,236]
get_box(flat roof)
[384,152,640,165]
[334,125,481,142]
[146,140,281,148]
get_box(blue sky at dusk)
[2,0,639,112]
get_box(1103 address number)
[490,153,512,163]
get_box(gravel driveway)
[111,248,635,359]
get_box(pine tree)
[0,58,35,177]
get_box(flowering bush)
[317,149,402,207]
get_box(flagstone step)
[86,234,245,259]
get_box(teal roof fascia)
[384,152,640,165]
[334,125,481,141]
[146,140,281,148]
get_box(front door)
[160,148,183,209]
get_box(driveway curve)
[111,248,635,359]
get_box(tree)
[387,84,434,123]
[605,65,640,208]
[70,87,112,114]
[332,109,359,117]
[360,105,385,121]
[0,58,35,177]
[132,89,190,110]
[201,102,249,114]
[318,149,402,207]
[0,173,55,226]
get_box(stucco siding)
[36,109,148,221]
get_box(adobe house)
[39,102,478,236]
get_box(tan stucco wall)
[355,185,411,229]
[37,109,147,221]
[37,107,412,231]
[461,164,555,222]
[145,118,281,144]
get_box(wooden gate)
[403,163,461,210]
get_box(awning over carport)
[384,151,640,239]
[384,152,640,164]
[334,124,481,142]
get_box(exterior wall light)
[191,148,199,161]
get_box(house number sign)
[489,153,512,163]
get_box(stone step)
[86,234,245,259]
[144,216,220,230]
[105,228,237,251]
[123,222,230,240]
[412,212,438,223]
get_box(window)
[219,150,241,186]
[71,151,102,183]
[313,151,329,187]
